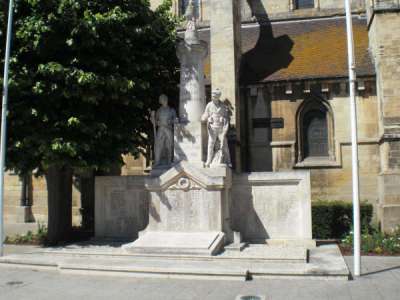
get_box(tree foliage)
[0,0,179,175]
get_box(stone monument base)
[123,231,225,256]
[122,162,233,256]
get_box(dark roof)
[196,16,375,84]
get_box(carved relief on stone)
[169,176,201,191]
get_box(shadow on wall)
[231,175,269,241]
[240,0,294,84]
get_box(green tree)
[0,0,179,244]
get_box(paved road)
[0,246,399,300]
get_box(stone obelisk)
[174,1,208,165]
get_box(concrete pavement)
[0,245,399,300]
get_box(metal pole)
[345,0,361,277]
[0,0,15,257]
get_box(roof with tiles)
[196,16,375,84]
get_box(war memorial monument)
[92,1,348,279]
[0,1,353,280]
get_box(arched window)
[303,110,329,158]
[296,96,335,163]
[295,0,315,9]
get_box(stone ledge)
[295,158,341,168]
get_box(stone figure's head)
[159,94,169,107]
[211,88,222,103]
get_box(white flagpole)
[344,0,361,276]
[0,0,15,257]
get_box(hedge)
[312,201,373,239]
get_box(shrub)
[342,225,400,255]
[312,201,373,239]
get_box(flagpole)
[344,0,361,277]
[0,0,15,257]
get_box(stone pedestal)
[123,162,233,255]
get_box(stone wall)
[231,171,313,245]
[4,153,147,229]
[95,176,149,239]
[368,9,400,231]
[4,173,24,223]
[243,80,381,210]
[4,173,82,226]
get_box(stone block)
[95,176,149,239]
[123,231,225,256]
[124,162,233,255]
[144,162,232,234]
[231,171,314,246]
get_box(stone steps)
[0,244,350,281]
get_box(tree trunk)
[78,170,95,231]
[45,165,73,245]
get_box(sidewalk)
[0,245,399,300]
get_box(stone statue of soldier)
[151,94,177,167]
[201,88,232,168]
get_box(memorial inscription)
[252,118,284,129]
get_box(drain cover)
[236,296,266,300]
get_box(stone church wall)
[150,0,366,22]
[368,9,400,231]
[243,81,381,212]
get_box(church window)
[303,110,329,158]
[295,0,315,9]
[296,96,335,163]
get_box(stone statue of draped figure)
[151,94,177,167]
